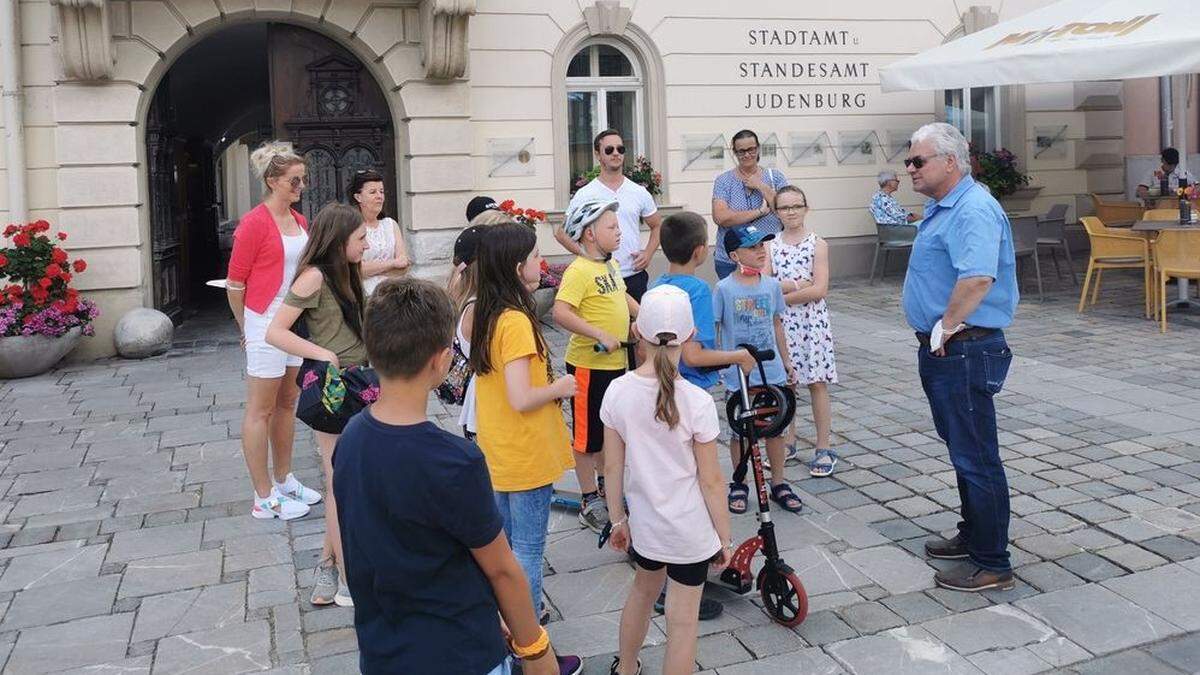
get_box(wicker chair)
[1090,193,1144,225]
[1153,230,1200,332]
[1078,216,1151,317]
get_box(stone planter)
[0,327,82,379]
[532,287,555,321]
[998,186,1042,213]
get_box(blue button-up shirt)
[902,175,1018,332]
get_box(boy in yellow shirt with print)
[553,198,639,534]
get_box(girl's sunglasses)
[903,154,939,169]
[603,145,626,156]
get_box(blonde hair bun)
[250,140,302,179]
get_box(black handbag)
[295,359,380,434]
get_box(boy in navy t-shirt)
[333,278,572,675]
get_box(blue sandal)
[809,449,839,477]
[770,482,804,514]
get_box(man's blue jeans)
[494,484,553,609]
[917,330,1013,572]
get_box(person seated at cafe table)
[1137,147,1193,201]
[869,170,920,226]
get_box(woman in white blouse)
[348,169,410,294]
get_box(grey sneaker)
[578,495,609,534]
[310,560,338,606]
[334,579,354,607]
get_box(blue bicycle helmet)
[562,197,619,242]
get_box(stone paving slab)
[0,276,1198,672]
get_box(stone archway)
[50,1,476,355]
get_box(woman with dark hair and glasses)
[348,169,409,295]
[711,129,790,279]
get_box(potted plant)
[0,220,98,378]
[572,155,663,201]
[970,145,1040,211]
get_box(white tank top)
[276,230,309,301]
[362,217,398,296]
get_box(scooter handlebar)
[737,343,774,363]
[593,340,636,353]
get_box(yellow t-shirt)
[555,256,629,370]
[474,309,574,492]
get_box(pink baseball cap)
[635,285,695,346]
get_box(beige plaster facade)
[0,0,1191,359]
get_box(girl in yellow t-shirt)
[470,222,576,620]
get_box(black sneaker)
[924,534,969,560]
[653,591,724,620]
[609,656,642,675]
[934,562,1014,592]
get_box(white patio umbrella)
[879,0,1199,92]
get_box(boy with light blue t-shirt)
[713,225,803,515]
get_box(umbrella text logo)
[986,14,1159,49]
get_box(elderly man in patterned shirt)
[870,170,920,225]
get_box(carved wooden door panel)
[146,79,182,321]
[268,24,396,224]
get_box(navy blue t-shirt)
[333,410,507,675]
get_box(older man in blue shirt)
[902,122,1018,593]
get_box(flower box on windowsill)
[998,186,1042,214]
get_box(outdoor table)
[1131,220,1200,309]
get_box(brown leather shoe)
[924,534,969,560]
[934,563,1014,592]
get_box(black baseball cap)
[453,225,487,266]
[465,196,499,223]
[723,225,776,254]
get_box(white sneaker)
[251,489,310,520]
[334,579,354,607]
[275,473,322,506]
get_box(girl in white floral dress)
[767,186,840,477]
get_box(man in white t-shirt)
[556,129,662,303]
[1137,147,1193,201]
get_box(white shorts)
[244,298,302,379]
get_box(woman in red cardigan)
[225,141,322,522]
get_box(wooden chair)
[869,223,917,285]
[1077,216,1151,317]
[1144,208,1181,221]
[1153,230,1200,332]
[1036,204,1075,285]
[1011,216,1043,301]
[1090,193,1144,225]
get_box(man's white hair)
[910,122,971,175]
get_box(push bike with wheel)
[719,343,809,627]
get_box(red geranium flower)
[30,288,48,304]
[51,248,67,264]
[56,232,67,241]
[73,259,87,273]
[59,272,71,283]
[12,232,30,247]
[3,224,16,237]
[38,277,52,288]
[33,220,50,232]
[0,253,7,268]
[45,263,62,277]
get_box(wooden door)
[267,24,397,224]
[146,80,182,321]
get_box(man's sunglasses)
[603,145,626,156]
[903,154,940,169]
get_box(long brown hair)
[469,223,545,375]
[651,337,681,429]
[297,202,366,338]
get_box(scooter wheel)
[757,567,808,627]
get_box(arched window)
[565,40,645,191]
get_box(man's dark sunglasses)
[603,145,626,156]
[903,154,939,169]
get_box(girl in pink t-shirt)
[601,285,733,675]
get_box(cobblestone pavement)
[1,269,1199,674]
